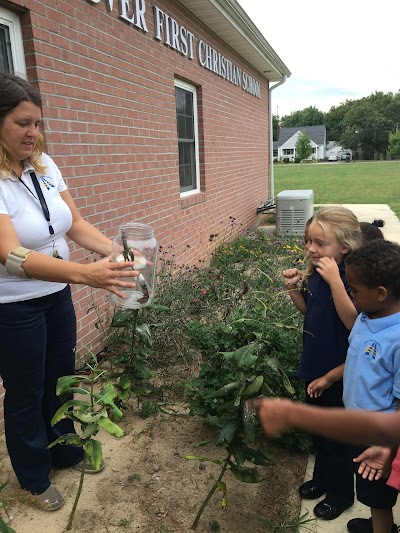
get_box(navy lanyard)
[18,171,55,237]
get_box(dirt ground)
[0,401,307,533]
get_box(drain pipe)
[269,75,287,199]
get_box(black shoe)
[347,518,399,533]
[299,480,326,500]
[347,518,372,533]
[314,498,353,520]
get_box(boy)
[252,240,400,533]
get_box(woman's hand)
[81,256,140,298]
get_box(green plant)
[258,507,315,532]
[106,308,156,405]
[48,355,124,530]
[0,481,15,533]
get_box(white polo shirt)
[0,153,72,303]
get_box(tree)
[388,128,400,161]
[281,106,325,127]
[295,133,313,161]
[325,100,356,141]
[272,114,280,141]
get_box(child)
[254,239,400,533]
[360,220,385,242]
[283,206,362,521]
[305,218,386,400]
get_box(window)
[0,8,26,76]
[282,148,294,155]
[175,79,200,196]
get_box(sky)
[237,0,400,118]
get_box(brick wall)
[1,0,271,426]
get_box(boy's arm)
[316,257,358,329]
[249,398,400,446]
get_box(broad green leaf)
[94,383,117,405]
[84,439,103,471]
[230,440,246,466]
[230,464,263,483]
[98,417,124,438]
[265,357,279,371]
[135,323,153,348]
[232,345,258,370]
[207,381,240,399]
[185,455,223,465]
[111,309,136,328]
[51,399,91,425]
[109,403,123,420]
[244,447,271,467]
[233,381,247,407]
[281,372,295,395]
[81,423,99,439]
[73,407,107,424]
[0,517,16,533]
[119,375,132,390]
[214,421,238,446]
[48,433,85,448]
[56,375,89,395]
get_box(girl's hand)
[316,257,340,285]
[307,376,331,398]
[283,268,302,288]
[81,256,140,298]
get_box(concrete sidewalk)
[300,204,400,532]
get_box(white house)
[326,141,353,161]
[274,125,326,162]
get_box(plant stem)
[66,454,86,530]
[190,454,230,530]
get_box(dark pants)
[0,286,84,494]
[305,380,354,506]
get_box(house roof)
[277,125,326,146]
[177,0,291,82]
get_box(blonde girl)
[282,206,362,522]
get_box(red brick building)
[0,0,290,425]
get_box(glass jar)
[111,222,158,309]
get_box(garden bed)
[0,394,307,533]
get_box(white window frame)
[0,7,26,77]
[174,79,200,197]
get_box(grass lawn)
[274,161,400,219]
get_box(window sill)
[180,192,206,209]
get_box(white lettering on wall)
[119,0,148,32]
[153,6,194,59]
[87,1,261,98]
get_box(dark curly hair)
[360,220,385,242]
[345,240,400,298]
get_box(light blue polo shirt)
[343,311,400,412]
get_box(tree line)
[273,91,400,160]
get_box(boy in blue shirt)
[343,239,400,533]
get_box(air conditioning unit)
[276,190,314,236]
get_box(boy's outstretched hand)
[353,446,394,481]
[248,398,294,436]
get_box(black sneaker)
[347,518,399,533]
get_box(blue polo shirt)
[298,263,352,381]
[343,311,400,412]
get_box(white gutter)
[269,76,287,199]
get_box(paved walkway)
[301,204,400,532]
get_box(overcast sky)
[237,0,400,118]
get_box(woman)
[0,73,138,510]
